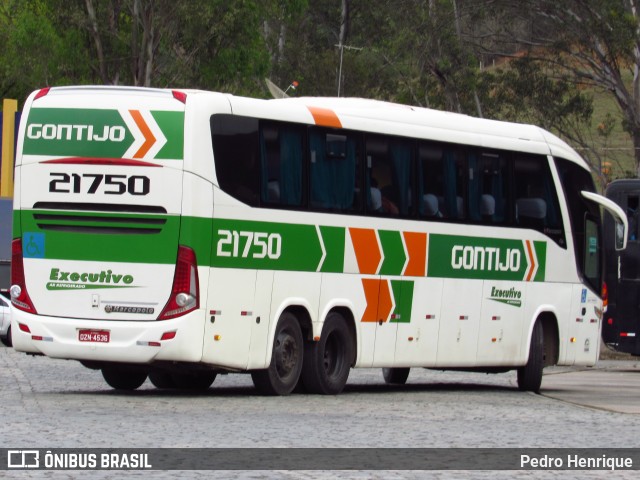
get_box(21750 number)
[216,229,282,259]
[49,173,150,196]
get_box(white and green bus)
[10,86,628,394]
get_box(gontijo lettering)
[452,245,521,272]
[27,124,126,142]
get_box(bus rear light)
[136,341,161,347]
[19,323,31,333]
[34,87,51,100]
[601,282,608,308]
[157,246,199,320]
[11,239,38,314]
[620,332,636,337]
[172,90,187,103]
[31,335,53,342]
[161,331,177,341]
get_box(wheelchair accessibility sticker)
[23,233,45,258]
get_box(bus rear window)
[211,115,260,206]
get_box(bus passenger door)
[247,270,274,369]
[436,279,482,367]
[202,269,257,369]
[394,277,442,366]
[371,278,399,367]
[477,281,524,365]
[570,284,601,364]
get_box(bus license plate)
[78,330,110,343]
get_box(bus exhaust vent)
[32,202,168,235]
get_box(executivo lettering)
[488,286,523,307]
[47,268,136,290]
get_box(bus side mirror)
[581,191,628,251]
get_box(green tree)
[0,0,90,101]
[484,0,640,177]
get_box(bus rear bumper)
[10,309,205,364]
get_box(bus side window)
[310,129,361,212]
[211,115,260,206]
[260,123,304,207]
[417,142,466,220]
[417,142,444,219]
[514,154,565,246]
[442,148,466,220]
[365,135,413,217]
[469,151,508,224]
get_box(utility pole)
[335,44,362,97]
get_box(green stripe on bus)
[533,241,547,282]
[152,111,185,159]
[378,230,406,276]
[22,108,184,160]
[20,209,180,264]
[211,219,323,272]
[427,234,546,282]
[390,280,414,323]
[15,210,548,283]
[318,226,345,273]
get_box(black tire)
[171,371,217,391]
[101,366,147,391]
[149,371,177,389]
[517,321,544,393]
[301,311,354,395]
[382,367,410,385]
[251,312,303,395]
[1,325,11,347]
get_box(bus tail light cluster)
[601,282,608,309]
[157,246,199,320]
[10,239,38,314]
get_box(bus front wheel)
[251,312,303,395]
[517,320,544,393]
[382,367,410,385]
[301,312,354,395]
[101,366,147,391]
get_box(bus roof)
[227,94,589,169]
[28,86,590,171]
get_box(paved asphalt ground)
[541,360,640,414]
[1,342,638,479]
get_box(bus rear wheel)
[149,371,176,389]
[517,320,544,393]
[251,312,303,395]
[101,366,147,391]
[382,367,410,385]
[301,312,354,395]
[171,371,217,391]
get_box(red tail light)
[157,246,199,320]
[601,281,608,308]
[10,239,38,313]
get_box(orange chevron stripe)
[360,279,393,323]
[377,280,393,322]
[129,110,156,159]
[307,106,343,128]
[402,231,427,276]
[361,278,380,322]
[349,228,381,274]
[525,240,536,281]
